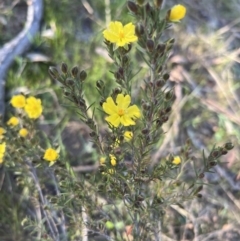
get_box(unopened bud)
[146,39,154,52]
[165,90,174,100]
[122,55,129,65]
[135,23,144,37]
[221,148,228,155]
[163,73,170,81]
[71,66,79,77]
[61,62,68,74]
[154,0,163,8]
[99,99,105,106]
[211,150,220,158]
[64,91,70,96]
[156,44,166,54]
[224,142,234,150]
[114,87,122,94]
[161,115,168,123]
[127,1,138,13]
[96,79,104,89]
[141,128,149,135]
[136,0,145,5]
[90,132,97,137]
[164,106,171,113]
[210,161,217,166]
[142,102,151,110]
[79,70,87,81]
[198,173,204,179]
[118,67,124,77]
[66,78,75,86]
[156,79,165,88]
[48,66,59,79]
[197,193,202,198]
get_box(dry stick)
[0,0,43,116]
[27,161,59,240]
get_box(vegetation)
[0,0,240,240]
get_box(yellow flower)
[124,131,133,141]
[0,142,6,164]
[0,127,6,139]
[100,157,106,166]
[110,154,117,166]
[7,117,19,127]
[169,5,186,22]
[43,148,59,162]
[19,128,28,137]
[10,95,26,108]
[24,96,43,119]
[102,94,141,128]
[172,156,181,165]
[103,21,138,48]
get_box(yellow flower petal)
[121,115,136,126]
[24,96,43,119]
[103,94,141,128]
[19,128,28,137]
[10,95,26,108]
[7,117,19,127]
[172,156,181,165]
[169,4,186,22]
[116,94,131,109]
[103,21,138,48]
[124,131,133,141]
[106,114,121,127]
[43,148,59,162]
[126,105,141,118]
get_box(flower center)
[118,108,125,116]
[119,31,125,40]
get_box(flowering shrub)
[1,1,234,240]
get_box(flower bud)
[71,66,79,77]
[49,66,60,79]
[96,79,104,89]
[64,91,70,96]
[221,148,228,155]
[122,55,129,65]
[164,106,171,113]
[146,39,154,52]
[197,193,202,198]
[156,79,165,88]
[89,131,97,137]
[211,150,220,158]
[154,0,163,8]
[99,99,105,106]
[114,71,121,80]
[165,90,174,100]
[156,44,165,55]
[141,128,149,135]
[142,102,151,110]
[118,67,124,76]
[79,70,87,81]
[114,87,122,94]
[61,62,68,74]
[210,161,217,166]
[161,115,168,123]
[198,173,204,179]
[163,73,170,81]
[145,3,151,13]
[127,1,138,13]
[66,78,75,86]
[136,0,145,5]
[135,23,144,37]
[224,142,234,150]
